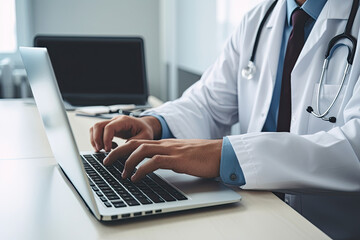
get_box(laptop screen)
[34,36,148,106]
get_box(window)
[0,0,17,53]
[216,0,263,45]
[217,0,263,26]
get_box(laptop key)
[97,183,109,188]
[113,161,124,171]
[122,196,135,201]
[125,200,140,206]
[171,192,188,201]
[102,189,114,193]
[157,191,176,202]
[88,180,95,187]
[104,202,112,208]
[93,178,104,184]
[94,153,106,162]
[112,201,127,208]
[114,188,127,194]
[107,195,121,200]
[137,197,153,205]
[143,191,165,203]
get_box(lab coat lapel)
[264,0,286,80]
[248,0,286,132]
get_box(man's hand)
[90,115,162,152]
[103,139,223,182]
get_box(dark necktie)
[274,9,310,201]
[277,9,310,132]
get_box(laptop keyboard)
[81,153,187,208]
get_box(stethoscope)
[241,0,359,123]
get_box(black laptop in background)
[34,36,148,106]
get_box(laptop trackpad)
[155,169,240,203]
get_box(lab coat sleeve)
[142,25,243,139]
[229,79,360,193]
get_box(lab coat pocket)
[307,83,346,133]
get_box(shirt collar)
[286,0,328,26]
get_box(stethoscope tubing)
[311,61,351,120]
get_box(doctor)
[90,0,360,239]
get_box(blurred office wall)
[1,0,262,101]
[163,0,263,100]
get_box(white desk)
[0,99,330,240]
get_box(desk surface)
[0,99,330,240]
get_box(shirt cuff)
[220,137,246,186]
[145,114,175,139]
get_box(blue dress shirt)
[151,115,175,139]
[151,0,327,186]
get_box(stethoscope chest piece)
[241,61,256,80]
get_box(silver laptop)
[19,47,241,222]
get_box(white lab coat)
[144,0,360,238]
